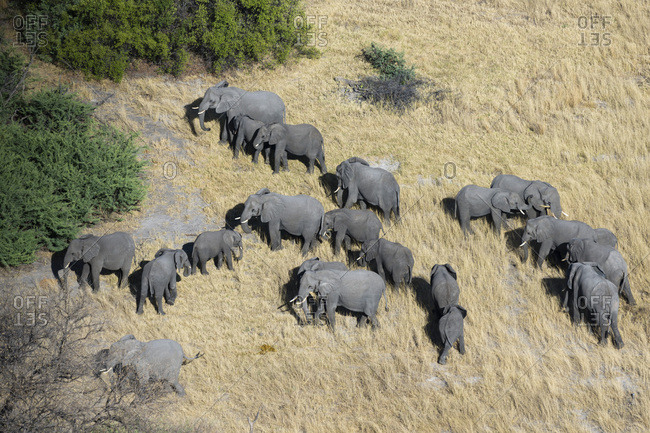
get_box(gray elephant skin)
[293,258,348,323]
[321,208,383,255]
[491,174,564,219]
[239,188,324,256]
[99,334,202,396]
[228,114,267,161]
[335,157,400,223]
[520,216,618,268]
[567,238,635,305]
[62,231,135,291]
[256,122,327,174]
[137,249,191,315]
[430,264,466,364]
[455,185,529,235]
[196,81,285,143]
[191,229,243,275]
[430,264,459,311]
[360,238,413,287]
[295,269,387,331]
[565,262,623,348]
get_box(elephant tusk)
[356,255,364,262]
[296,298,307,305]
[289,296,298,303]
[562,211,569,217]
[192,106,199,109]
[334,187,340,193]
[198,109,206,115]
[234,217,240,220]
[520,209,525,215]
[240,219,249,224]
[519,241,527,247]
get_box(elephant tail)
[395,188,401,220]
[407,264,413,285]
[191,246,199,269]
[621,272,636,305]
[182,352,204,365]
[383,289,389,312]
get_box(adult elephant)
[256,122,327,174]
[137,248,191,315]
[196,81,285,143]
[295,269,387,331]
[98,334,202,396]
[335,157,400,224]
[455,185,530,235]
[61,232,135,292]
[191,229,243,275]
[359,239,414,288]
[566,238,635,305]
[565,263,623,348]
[519,216,618,268]
[490,174,565,219]
[239,188,324,256]
[321,208,383,255]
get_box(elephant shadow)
[182,242,194,263]
[319,173,340,206]
[50,249,67,287]
[128,260,149,300]
[542,277,568,311]
[279,266,304,325]
[440,197,456,219]
[504,227,526,255]
[411,276,444,349]
[225,203,246,232]
[184,97,223,137]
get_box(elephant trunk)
[198,100,211,131]
[239,208,253,233]
[551,202,562,219]
[61,252,73,289]
[336,186,344,207]
[233,245,243,260]
[183,265,191,277]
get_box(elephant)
[239,188,324,256]
[490,174,565,219]
[136,248,191,315]
[430,264,460,312]
[520,216,618,268]
[255,122,327,174]
[566,238,635,305]
[565,262,623,348]
[297,257,348,276]
[295,269,387,331]
[335,157,400,224]
[321,208,383,256]
[191,229,243,275]
[359,239,414,288]
[438,305,467,365]
[454,185,530,235]
[228,114,267,161]
[61,231,135,292]
[196,81,285,144]
[98,334,202,396]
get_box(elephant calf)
[455,185,529,235]
[191,229,243,275]
[565,262,623,348]
[430,264,466,365]
[567,238,635,305]
[61,231,135,292]
[228,114,267,161]
[99,334,202,396]
[321,208,383,256]
[360,239,414,288]
[294,258,348,324]
[137,248,191,315]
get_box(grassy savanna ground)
[18,0,650,431]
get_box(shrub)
[361,42,416,84]
[0,74,146,266]
[22,0,310,81]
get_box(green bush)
[361,42,416,84]
[0,84,146,267]
[22,0,310,81]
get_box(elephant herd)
[58,84,636,396]
[455,174,635,349]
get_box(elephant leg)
[326,302,337,332]
[264,148,271,165]
[536,241,553,269]
[458,331,466,354]
[438,344,451,365]
[599,316,608,346]
[343,235,351,253]
[282,152,290,171]
[216,253,223,269]
[358,201,367,210]
[156,294,166,315]
[301,233,314,257]
[166,284,177,305]
[252,147,260,164]
[200,255,210,275]
[357,315,368,327]
[90,264,101,291]
[307,158,315,174]
[369,314,380,329]
[119,264,130,289]
[458,208,474,236]
[171,381,186,396]
[79,263,90,289]
[334,231,345,255]
[219,116,228,143]
[490,210,503,235]
[268,221,282,251]
[610,316,624,349]
[225,251,234,270]
[375,257,386,281]
[317,153,327,174]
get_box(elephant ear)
[260,199,282,223]
[255,188,271,196]
[589,262,607,278]
[215,80,228,88]
[534,218,552,241]
[119,334,137,342]
[491,192,511,213]
[567,239,582,262]
[338,161,354,188]
[347,157,369,166]
[524,184,544,211]
[268,124,283,145]
[456,305,468,318]
[430,264,440,284]
[215,94,237,113]
[174,251,186,270]
[444,264,458,280]
[81,237,101,261]
[316,281,335,297]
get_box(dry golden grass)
[21,0,650,430]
